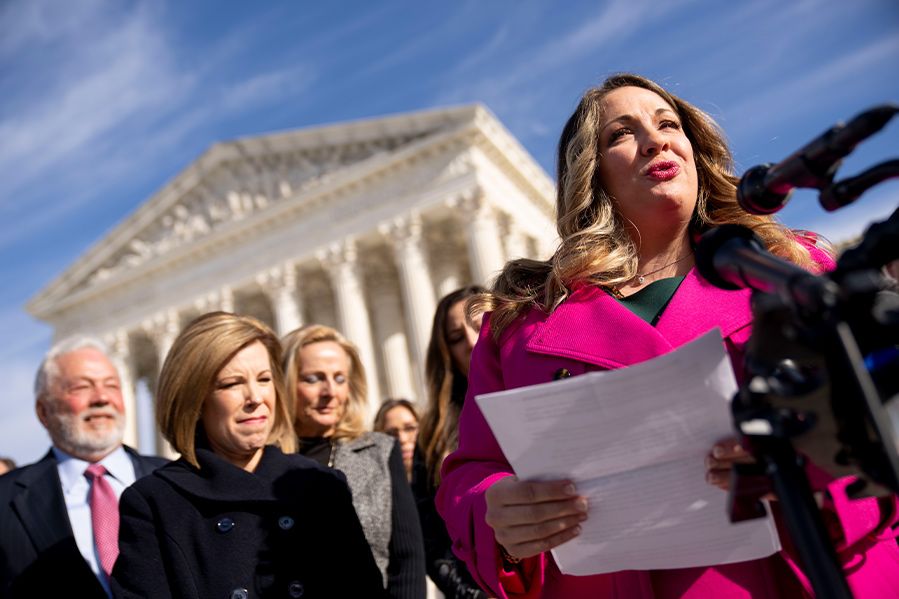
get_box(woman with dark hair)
[111,312,384,598]
[419,285,487,488]
[416,285,489,599]
[436,74,899,598]
[373,398,420,482]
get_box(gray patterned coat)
[331,432,396,583]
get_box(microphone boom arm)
[820,158,899,211]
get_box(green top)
[615,276,685,325]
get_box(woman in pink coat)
[436,73,899,598]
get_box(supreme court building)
[27,104,556,455]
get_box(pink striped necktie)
[84,463,119,577]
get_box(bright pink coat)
[437,255,899,598]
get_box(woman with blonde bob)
[437,73,899,598]
[282,324,425,599]
[111,312,385,598]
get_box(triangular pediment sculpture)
[29,104,503,315]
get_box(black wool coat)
[0,446,166,599]
[111,445,387,599]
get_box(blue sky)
[1,0,897,465]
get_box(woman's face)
[445,299,482,378]
[382,405,419,476]
[596,86,698,239]
[294,341,350,437]
[201,341,275,470]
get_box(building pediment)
[28,103,554,323]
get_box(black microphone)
[836,204,899,275]
[819,159,899,212]
[695,225,837,312]
[737,104,899,215]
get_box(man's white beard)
[45,404,125,458]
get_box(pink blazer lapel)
[524,269,753,369]
[656,268,753,341]
[525,282,673,369]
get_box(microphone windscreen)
[696,225,761,291]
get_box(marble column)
[456,190,505,285]
[369,274,417,402]
[192,286,235,315]
[317,240,382,417]
[143,309,180,459]
[432,258,462,300]
[500,212,530,262]
[106,329,138,449]
[538,232,557,261]
[218,286,235,313]
[258,263,303,336]
[380,214,436,399]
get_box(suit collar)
[8,446,162,576]
[12,449,58,488]
[123,444,167,477]
[52,445,135,493]
[10,451,74,555]
[525,268,751,368]
[340,432,380,453]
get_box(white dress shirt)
[53,445,137,597]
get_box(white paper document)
[475,329,781,576]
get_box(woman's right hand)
[484,476,589,561]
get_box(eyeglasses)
[385,424,419,438]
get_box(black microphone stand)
[729,292,854,598]
[721,207,899,598]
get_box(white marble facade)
[27,104,557,456]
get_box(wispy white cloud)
[0,354,51,465]
[0,305,51,464]
[781,184,899,244]
[0,3,188,204]
[351,0,490,77]
[219,65,318,115]
[444,24,511,78]
[0,306,51,362]
[0,0,104,58]
[0,1,325,254]
[430,0,697,129]
[724,33,899,138]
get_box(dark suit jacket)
[0,446,166,599]
[111,445,387,599]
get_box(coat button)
[229,588,248,599]
[287,581,304,598]
[216,517,235,533]
[553,368,572,380]
[278,516,295,530]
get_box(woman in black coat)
[111,312,385,599]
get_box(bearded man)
[0,337,166,598]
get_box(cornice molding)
[28,104,555,323]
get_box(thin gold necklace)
[633,251,693,285]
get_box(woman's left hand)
[705,437,755,491]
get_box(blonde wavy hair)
[156,312,296,468]
[479,73,819,337]
[281,324,368,442]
